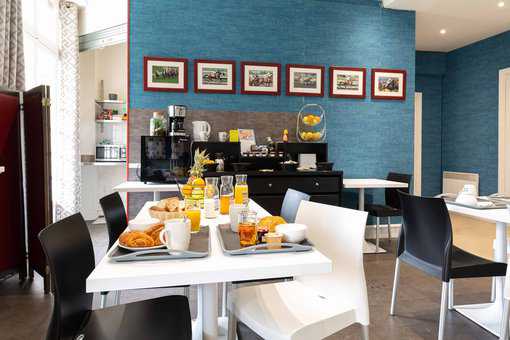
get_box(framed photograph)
[241,62,281,95]
[329,66,366,99]
[194,59,235,94]
[371,68,406,100]
[286,64,324,97]
[144,56,188,92]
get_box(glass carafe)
[238,210,257,247]
[234,174,249,205]
[220,175,234,215]
[204,177,219,219]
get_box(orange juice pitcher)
[234,174,249,205]
[220,175,233,215]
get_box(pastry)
[164,197,180,212]
[257,216,286,232]
[146,223,164,245]
[119,231,155,248]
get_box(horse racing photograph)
[202,67,228,85]
[293,72,317,89]
[248,70,274,87]
[152,66,179,84]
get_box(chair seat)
[365,204,401,217]
[230,281,357,340]
[79,295,191,340]
[400,246,507,280]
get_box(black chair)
[38,213,192,340]
[390,192,507,340]
[280,188,311,223]
[365,172,412,251]
[99,192,128,250]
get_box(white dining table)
[446,203,510,336]
[343,178,409,254]
[113,180,179,201]
[86,199,332,340]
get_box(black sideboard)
[204,170,343,216]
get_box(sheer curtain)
[0,0,25,90]
[23,0,81,220]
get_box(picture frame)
[194,59,236,94]
[286,64,324,97]
[241,62,281,95]
[371,68,406,100]
[329,66,366,99]
[143,56,188,92]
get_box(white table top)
[343,178,409,189]
[86,200,332,293]
[113,181,179,193]
[446,203,510,224]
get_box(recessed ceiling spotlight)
[498,1,505,7]
[440,29,446,35]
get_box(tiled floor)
[0,222,498,340]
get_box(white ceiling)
[383,0,510,52]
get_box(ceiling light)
[440,29,446,35]
[498,1,505,7]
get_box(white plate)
[118,243,166,251]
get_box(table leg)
[202,283,219,340]
[358,188,386,254]
[453,221,507,336]
[153,191,160,201]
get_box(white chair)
[227,201,370,340]
[499,266,510,339]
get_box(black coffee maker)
[167,105,187,136]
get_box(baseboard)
[364,223,401,239]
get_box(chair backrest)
[100,192,128,249]
[398,192,452,276]
[386,172,412,209]
[294,201,369,324]
[280,188,310,223]
[38,213,95,340]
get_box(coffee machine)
[167,105,187,136]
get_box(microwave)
[140,136,191,183]
[96,144,126,162]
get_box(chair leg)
[491,277,497,303]
[114,291,121,305]
[221,282,227,317]
[361,324,369,340]
[227,285,237,340]
[438,282,449,340]
[100,292,108,308]
[387,217,392,241]
[390,258,401,315]
[500,299,510,340]
[375,217,380,252]
[448,280,454,310]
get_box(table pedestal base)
[454,301,504,336]
[363,240,387,254]
[193,317,235,340]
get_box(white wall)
[78,0,127,36]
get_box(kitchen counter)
[203,170,342,177]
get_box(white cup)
[218,131,228,142]
[159,218,191,251]
[461,184,476,196]
[229,204,248,232]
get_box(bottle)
[149,112,167,136]
[234,174,249,205]
[282,129,289,142]
[220,175,234,215]
[204,177,219,219]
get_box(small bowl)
[128,217,160,231]
[275,223,307,243]
[232,162,251,172]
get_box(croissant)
[146,224,164,245]
[119,231,155,248]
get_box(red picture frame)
[143,56,188,92]
[286,64,324,97]
[240,62,281,95]
[371,68,406,100]
[329,66,366,99]
[194,59,236,94]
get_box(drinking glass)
[185,199,201,233]
[234,174,249,205]
[220,175,234,215]
[238,210,257,247]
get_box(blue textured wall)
[129,0,416,206]
[443,30,510,195]
[416,51,446,196]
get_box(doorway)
[498,68,510,195]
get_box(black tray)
[217,224,313,256]
[109,227,209,262]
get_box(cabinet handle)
[268,183,273,188]
[315,182,319,187]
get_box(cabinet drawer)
[248,176,341,195]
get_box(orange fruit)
[192,177,205,188]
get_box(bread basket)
[149,206,185,222]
